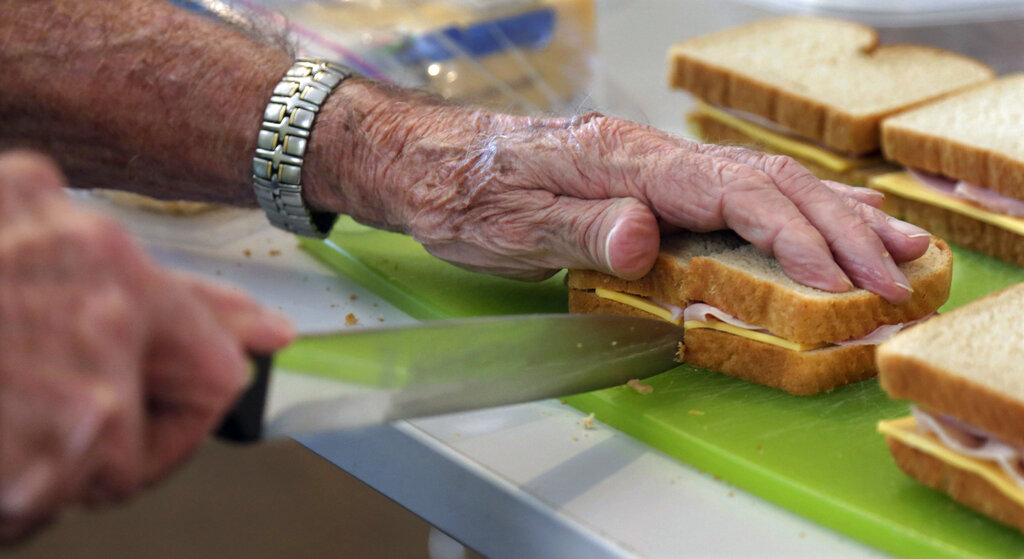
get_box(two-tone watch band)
[253,58,356,238]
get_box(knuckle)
[763,154,805,178]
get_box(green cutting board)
[300,217,1024,559]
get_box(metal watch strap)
[253,58,355,238]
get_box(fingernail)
[887,217,930,239]
[603,210,659,279]
[882,252,914,293]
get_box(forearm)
[0,0,291,205]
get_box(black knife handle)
[215,353,273,443]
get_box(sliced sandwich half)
[568,231,952,395]
[668,16,995,186]
[874,75,1024,267]
[877,283,1024,532]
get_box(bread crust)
[570,236,952,345]
[685,328,876,395]
[881,78,1024,201]
[570,290,877,395]
[878,347,1024,449]
[670,19,994,154]
[670,27,879,153]
[688,113,898,187]
[684,239,950,345]
[568,251,690,307]
[880,190,1024,267]
[886,436,1024,533]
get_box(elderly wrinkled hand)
[325,96,929,304]
[0,151,294,542]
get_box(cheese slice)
[870,172,1024,237]
[594,288,682,324]
[592,287,824,352]
[683,320,825,352]
[693,102,882,172]
[879,416,1024,509]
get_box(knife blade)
[216,313,683,442]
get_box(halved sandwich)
[567,231,952,395]
[874,75,1024,267]
[877,283,1024,532]
[668,16,995,186]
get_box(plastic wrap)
[235,0,597,115]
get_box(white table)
[73,0,899,556]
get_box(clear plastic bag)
[220,0,597,115]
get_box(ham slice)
[910,169,1024,218]
[682,303,930,346]
[913,406,1024,490]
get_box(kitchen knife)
[217,313,682,442]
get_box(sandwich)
[877,283,1024,532]
[668,16,995,186]
[873,75,1024,267]
[567,231,952,395]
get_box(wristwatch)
[253,58,356,238]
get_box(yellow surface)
[683,320,825,352]
[870,172,1024,236]
[878,416,1024,509]
[594,288,681,325]
[694,102,882,172]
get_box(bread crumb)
[581,413,596,430]
[373,303,378,308]
[345,313,358,326]
[377,317,384,322]
[215,269,222,276]
[330,304,337,308]
[572,436,579,442]
[349,294,358,301]
[675,343,686,362]
[325,287,331,292]
[728,491,734,498]
[626,379,654,395]
[243,249,252,257]
[688,409,705,416]
[269,249,281,256]
[799,532,806,539]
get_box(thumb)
[554,197,660,279]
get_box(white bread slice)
[669,16,995,154]
[882,75,1024,202]
[570,290,875,395]
[878,283,1024,446]
[568,231,952,345]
